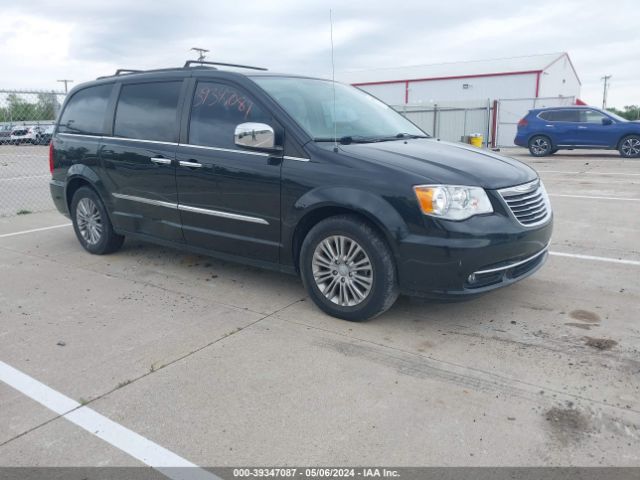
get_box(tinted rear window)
[114,82,182,142]
[539,110,580,122]
[58,84,113,135]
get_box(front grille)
[498,179,551,226]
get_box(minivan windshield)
[252,76,427,143]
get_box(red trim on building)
[352,70,542,87]
[535,72,541,98]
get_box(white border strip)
[550,251,640,267]
[538,170,640,177]
[0,361,219,480]
[0,223,72,238]
[549,194,640,202]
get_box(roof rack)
[183,60,268,71]
[115,69,143,75]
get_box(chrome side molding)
[178,204,269,225]
[112,193,269,225]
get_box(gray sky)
[1,0,637,108]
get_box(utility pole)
[190,47,209,62]
[601,75,611,109]
[57,79,73,93]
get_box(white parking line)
[538,170,640,176]
[550,251,640,267]
[0,223,71,238]
[0,174,50,181]
[549,194,640,202]
[2,223,639,269]
[0,361,220,480]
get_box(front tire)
[299,214,398,321]
[528,135,553,157]
[71,187,124,254]
[619,135,640,158]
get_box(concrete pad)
[89,316,639,466]
[276,255,640,411]
[0,383,57,445]
[549,197,640,261]
[0,247,264,403]
[84,240,306,315]
[0,415,142,467]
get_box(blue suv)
[514,106,640,158]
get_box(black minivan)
[49,61,553,321]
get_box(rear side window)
[58,84,113,135]
[539,110,580,122]
[188,81,271,149]
[114,82,182,142]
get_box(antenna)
[190,47,209,62]
[330,9,338,152]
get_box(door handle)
[151,157,172,165]
[179,160,202,168]
[577,126,588,129]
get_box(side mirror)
[234,122,280,152]
[602,117,613,125]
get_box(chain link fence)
[394,99,492,146]
[0,90,65,217]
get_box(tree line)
[0,92,62,123]
[609,105,640,121]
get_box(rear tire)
[71,187,124,254]
[528,135,553,157]
[299,214,398,321]
[619,135,640,158]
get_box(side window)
[188,82,271,149]
[581,110,607,124]
[552,109,580,122]
[58,84,113,135]
[539,111,555,121]
[114,81,182,142]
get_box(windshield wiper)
[313,136,384,145]
[314,133,430,144]
[392,132,430,139]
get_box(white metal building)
[340,52,581,106]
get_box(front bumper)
[396,212,553,299]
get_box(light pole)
[601,75,611,110]
[57,79,73,93]
[190,47,209,62]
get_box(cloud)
[0,0,637,107]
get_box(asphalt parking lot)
[0,147,639,471]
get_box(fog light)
[467,273,477,284]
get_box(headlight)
[413,185,493,220]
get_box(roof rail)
[115,69,143,75]
[183,60,267,71]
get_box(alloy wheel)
[76,198,103,245]
[312,235,373,307]
[621,138,640,157]
[531,137,550,155]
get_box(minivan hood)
[330,138,537,189]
